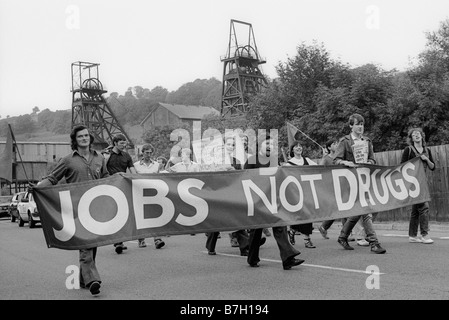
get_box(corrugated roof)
[159,103,219,119]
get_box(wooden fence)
[373,144,449,222]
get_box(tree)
[407,18,449,145]
[247,41,354,158]
[165,78,221,108]
[52,111,71,134]
[149,86,168,102]
[32,106,40,114]
[13,114,36,134]
[141,123,191,160]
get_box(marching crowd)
[32,113,435,296]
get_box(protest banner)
[34,157,429,250]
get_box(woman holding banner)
[283,140,317,248]
[400,128,435,244]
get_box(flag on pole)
[286,121,324,150]
[286,121,299,148]
[0,125,14,182]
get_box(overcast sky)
[0,0,448,119]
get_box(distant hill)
[10,124,143,145]
[13,129,70,143]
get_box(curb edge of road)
[313,221,449,233]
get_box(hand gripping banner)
[34,157,430,250]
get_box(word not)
[242,174,322,216]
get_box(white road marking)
[205,251,385,275]
[382,234,449,240]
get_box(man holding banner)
[244,134,305,269]
[334,114,386,254]
[34,125,109,296]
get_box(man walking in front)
[35,125,109,295]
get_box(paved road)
[1,217,448,303]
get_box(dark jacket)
[334,134,376,164]
[401,145,435,171]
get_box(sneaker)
[138,240,147,248]
[155,239,165,249]
[337,238,354,250]
[230,237,239,247]
[409,236,423,243]
[370,242,386,254]
[89,281,101,295]
[318,226,329,239]
[304,239,316,248]
[420,235,434,244]
[357,239,370,246]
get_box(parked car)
[8,192,26,222]
[0,195,11,218]
[16,191,40,228]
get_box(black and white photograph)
[1,0,449,308]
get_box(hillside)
[10,124,144,145]
[13,129,71,143]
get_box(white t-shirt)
[170,160,201,172]
[133,159,160,173]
